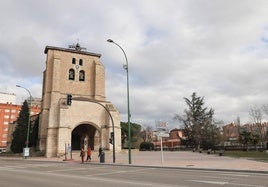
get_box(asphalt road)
[0,158,267,187]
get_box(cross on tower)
[68,42,87,51]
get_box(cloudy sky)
[1,0,268,129]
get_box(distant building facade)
[222,122,268,148]
[0,92,16,104]
[0,102,40,149]
[152,128,185,149]
[27,97,42,108]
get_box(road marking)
[0,163,61,170]
[188,180,267,187]
[0,167,15,170]
[188,180,228,185]
[87,168,155,177]
[228,184,267,187]
[46,166,105,172]
[0,166,27,170]
[47,167,89,172]
[87,170,128,176]
[5,168,186,187]
[222,173,249,177]
[85,176,186,187]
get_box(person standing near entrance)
[80,148,85,163]
[86,146,92,162]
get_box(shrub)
[139,142,154,151]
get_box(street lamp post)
[16,85,31,158]
[107,39,131,164]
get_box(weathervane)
[68,40,87,51]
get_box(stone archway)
[71,124,99,151]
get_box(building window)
[72,58,76,64]
[69,69,75,80]
[79,70,85,81]
[79,59,83,66]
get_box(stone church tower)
[38,44,121,157]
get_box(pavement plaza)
[28,150,268,173]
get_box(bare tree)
[141,125,153,142]
[249,106,265,149]
[262,104,268,148]
[145,125,153,142]
[249,106,262,124]
[262,104,268,116]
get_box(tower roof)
[44,45,101,57]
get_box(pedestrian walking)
[80,148,85,163]
[86,146,92,162]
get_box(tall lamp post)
[16,85,31,158]
[107,39,131,164]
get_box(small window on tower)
[72,58,76,64]
[79,70,85,81]
[79,59,83,66]
[69,69,75,80]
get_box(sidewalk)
[30,150,268,172]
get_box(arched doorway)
[71,124,97,150]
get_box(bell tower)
[38,44,121,157]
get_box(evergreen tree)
[11,100,29,153]
[239,131,251,151]
[29,115,39,147]
[120,122,142,148]
[174,92,219,149]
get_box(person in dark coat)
[80,148,85,163]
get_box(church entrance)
[71,124,97,151]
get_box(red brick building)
[0,103,40,149]
[222,122,268,147]
[153,128,185,149]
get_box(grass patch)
[224,150,268,162]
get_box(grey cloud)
[1,0,268,126]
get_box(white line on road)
[0,163,65,171]
[227,183,267,187]
[188,180,267,187]
[46,166,106,172]
[222,173,250,177]
[0,166,27,170]
[188,180,228,185]
[86,168,155,177]
[5,168,186,187]
[47,167,89,172]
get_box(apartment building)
[0,92,41,149]
[0,92,16,104]
[223,122,268,147]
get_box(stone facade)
[39,45,121,157]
